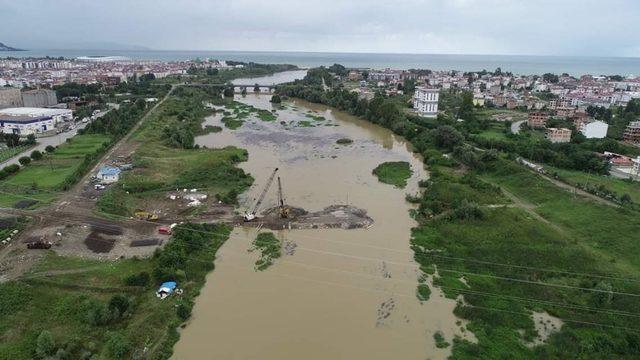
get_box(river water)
[171,73,475,359]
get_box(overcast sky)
[2,0,640,57]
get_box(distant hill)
[0,42,25,51]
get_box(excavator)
[244,168,279,221]
[277,176,290,219]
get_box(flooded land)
[172,92,475,359]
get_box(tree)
[3,133,20,147]
[432,126,464,151]
[270,95,282,104]
[35,330,55,358]
[253,83,261,93]
[45,145,55,153]
[30,150,43,161]
[542,73,559,83]
[139,73,155,82]
[206,67,218,76]
[223,84,235,97]
[18,156,31,166]
[458,91,475,121]
[25,134,36,145]
[241,87,247,96]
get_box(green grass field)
[413,159,640,358]
[0,144,35,163]
[0,134,110,207]
[547,165,640,203]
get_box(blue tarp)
[156,281,177,299]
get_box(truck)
[135,211,159,221]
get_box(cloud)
[1,0,639,56]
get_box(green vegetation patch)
[252,232,281,271]
[0,223,231,359]
[416,283,431,301]
[372,161,413,188]
[336,138,353,145]
[222,116,244,130]
[305,112,326,121]
[434,331,450,349]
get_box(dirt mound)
[84,231,115,253]
[87,219,123,235]
[0,217,19,229]
[13,200,38,209]
[130,238,163,247]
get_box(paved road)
[511,120,526,134]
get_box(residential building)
[413,87,439,118]
[545,128,572,143]
[22,89,57,108]
[0,88,23,109]
[623,121,640,144]
[97,166,121,184]
[579,120,608,139]
[528,112,548,128]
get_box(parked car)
[94,184,106,190]
[158,227,172,235]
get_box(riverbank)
[275,69,640,358]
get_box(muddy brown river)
[172,86,475,359]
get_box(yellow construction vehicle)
[277,176,290,219]
[135,211,159,221]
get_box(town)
[0,56,639,360]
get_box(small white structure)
[413,87,439,118]
[579,120,609,139]
[97,166,121,184]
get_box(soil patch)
[84,231,116,253]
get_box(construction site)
[234,168,373,230]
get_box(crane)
[244,168,278,221]
[277,176,290,218]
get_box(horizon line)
[17,48,640,60]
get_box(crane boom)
[245,168,278,221]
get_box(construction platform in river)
[233,204,373,230]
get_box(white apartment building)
[413,87,439,118]
[579,120,609,139]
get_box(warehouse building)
[0,107,72,135]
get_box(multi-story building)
[579,120,608,139]
[545,128,572,143]
[0,88,23,109]
[413,87,439,118]
[623,121,640,144]
[22,89,57,108]
[527,112,548,128]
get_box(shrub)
[45,145,55,153]
[125,271,150,286]
[30,150,43,161]
[336,138,353,145]
[35,330,55,358]
[18,156,31,166]
[106,332,129,358]
[176,301,193,321]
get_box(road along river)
[172,91,475,359]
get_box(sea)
[2,49,640,77]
